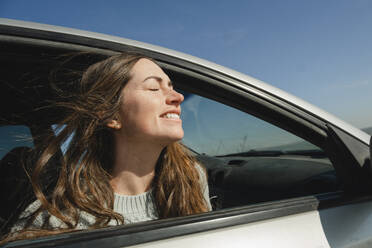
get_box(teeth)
[164,113,180,119]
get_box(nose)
[166,89,184,105]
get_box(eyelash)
[149,88,159,91]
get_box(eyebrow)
[143,76,173,87]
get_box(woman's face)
[115,58,184,146]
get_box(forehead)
[130,58,169,80]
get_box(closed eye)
[149,88,159,91]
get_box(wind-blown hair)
[4,53,208,241]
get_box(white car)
[0,18,371,248]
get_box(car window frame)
[4,60,370,248]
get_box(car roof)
[0,18,370,145]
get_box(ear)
[106,118,122,130]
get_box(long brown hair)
[4,53,208,242]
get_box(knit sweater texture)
[12,164,211,231]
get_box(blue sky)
[1,0,372,128]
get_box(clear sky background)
[1,0,371,129]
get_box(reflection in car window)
[181,94,320,156]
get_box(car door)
[1,18,372,248]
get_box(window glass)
[0,125,33,160]
[181,93,339,209]
[182,94,320,156]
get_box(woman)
[6,53,211,241]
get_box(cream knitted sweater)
[12,164,211,231]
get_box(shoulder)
[194,162,212,211]
[12,200,68,232]
[11,200,47,232]
[11,200,98,232]
[194,162,207,183]
[18,199,41,219]
[195,162,206,176]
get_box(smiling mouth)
[161,113,180,120]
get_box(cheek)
[121,96,159,130]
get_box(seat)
[0,146,60,235]
[0,146,36,235]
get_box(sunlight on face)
[117,58,184,146]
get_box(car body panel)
[128,201,372,248]
[128,210,331,248]
[0,18,369,145]
[320,200,372,248]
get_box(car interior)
[1,33,369,239]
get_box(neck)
[110,135,164,196]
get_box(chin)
[167,134,184,143]
[159,132,184,146]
